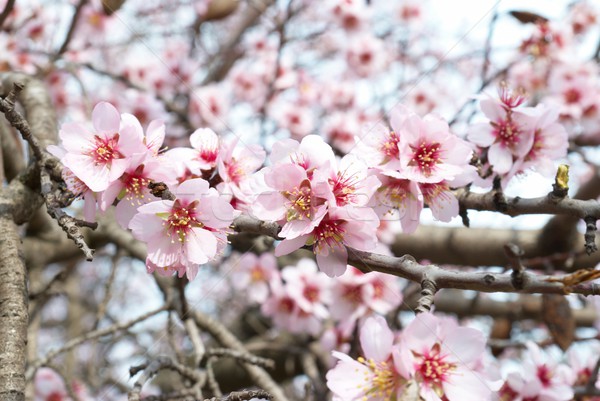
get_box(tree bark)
[0,218,28,401]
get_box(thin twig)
[0,0,15,29]
[57,0,90,56]
[27,305,169,380]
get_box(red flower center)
[410,142,441,176]
[165,200,202,242]
[380,131,400,159]
[91,134,122,164]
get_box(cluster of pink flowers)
[326,314,600,401]
[468,86,568,186]
[505,4,600,145]
[326,313,497,401]
[354,106,475,233]
[228,255,401,338]
[50,102,240,280]
[250,135,381,276]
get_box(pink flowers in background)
[256,258,401,338]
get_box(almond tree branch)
[232,216,600,296]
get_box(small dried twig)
[206,357,222,398]
[27,305,168,380]
[128,356,203,401]
[204,348,274,369]
[504,243,526,290]
[0,0,15,29]
[415,278,437,314]
[204,389,273,401]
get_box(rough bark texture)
[0,218,27,401]
[0,74,58,401]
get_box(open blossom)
[282,258,332,319]
[419,181,459,222]
[253,162,328,239]
[517,104,569,176]
[393,312,492,401]
[165,128,220,175]
[346,33,387,78]
[261,276,322,335]
[128,178,235,280]
[327,315,405,401]
[58,102,146,192]
[500,342,574,401]
[329,266,402,324]
[275,205,379,277]
[217,138,266,202]
[313,154,381,208]
[269,135,336,176]
[100,152,177,228]
[189,84,230,131]
[468,94,537,175]
[352,123,402,172]
[393,106,474,183]
[370,173,423,233]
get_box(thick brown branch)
[234,216,600,296]
[0,218,28,401]
[457,188,600,219]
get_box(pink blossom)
[230,66,268,108]
[47,145,98,222]
[269,135,336,176]
[312,154,381,208]
[100,152,177,228]
[275,205,379,277]
[165,128,220,179]
[569,1,598,35]
[271,101,315,140]
[322,112,361,154]
[500,342,574,401]
[370,174,423,233]
[346,33,387,78]
[189,85,230,131]
[468,96,537,175]
[352,123,402,172]
[59,102,145,192]
[217,138,266,202]
[328,0,369,31]
[519,104,569,176]
[128,178,235,280]
[393,312,492,401]
[230,252,279,304]
[253,162,327,238]
[34,368,68,401]
[282,258,332,319]
[418,181,459,223]
[320,325,352,368]
[261,277,322,335]
[394,106,473,183]
[329,266,403,324]
[327,315,405,401]
[319,80,356,111]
